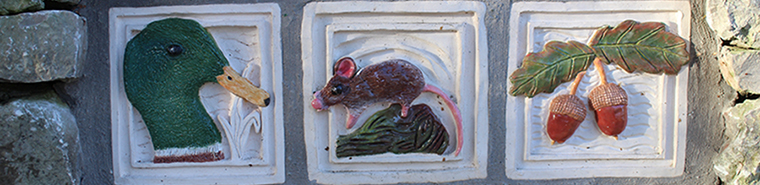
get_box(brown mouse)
[311,57,463,156]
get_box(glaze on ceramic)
[311,57,463,156]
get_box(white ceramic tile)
[109,4,284,184]
[302,1,488,184]
[505,1,690,180]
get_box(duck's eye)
[166,44,183,56]
[330,84,344,95]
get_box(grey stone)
[0,0,43,15]
[714,99,760,185]
[718,46,760,94]
[707,0,760,48]
[0,91,80,185]
[47,0,79,5]
[0,10,86,83]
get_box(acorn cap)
[588,83,628,110]
[549,94,587,121]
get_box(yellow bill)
[216,66,270,107]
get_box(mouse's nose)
[311,92,326,110]
[311,99,323,110]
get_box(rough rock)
[718,46,760,94]
[0,0,43,15]
[47,0,79,5]
[0,91,80,185]
[0,10,86,83]
[707,0,760,48]
[45,0,80,5]
[714,99,760,185]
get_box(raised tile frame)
[301,1,488,184]
[109,4,284,184]
[505,1,690,180]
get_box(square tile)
[302,1,488,184]
[109,4,284,184]
[505,1,690,180]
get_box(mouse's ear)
[333,57,356,78]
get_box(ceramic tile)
[302,1,488,184]
[505,1,690,180]
[109,4,284,184]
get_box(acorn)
[547,71,587,144]
[588,58,628,139]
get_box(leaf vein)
[616,23,636,44]
[634,47,658,72]
[594,44,685,58]
[616,47,632,71]
[635,26,664,45]
[662,50,678,72]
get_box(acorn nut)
[547,72,587,144]
[589,58,628,139]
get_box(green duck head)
[123,18,269,161]
[125,18,270,108]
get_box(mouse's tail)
[423,85,462,156]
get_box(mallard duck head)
[123,18,269,163]
[125,18,269,108]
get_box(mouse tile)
[302,1,488,184]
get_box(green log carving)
[336,104,449,158]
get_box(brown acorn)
[547,72,587,144]
[589,58,628,139]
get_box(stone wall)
[708,0,760,184]
[0,0,84,184]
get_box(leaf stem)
[570,71,585,95]
[593,58,608,84]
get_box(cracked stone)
[715,99,760,185]
[0,0,43,15]
[0,91,79,185]
[718,47,760,94]
[0,10,86,83]
[707,0,760,48]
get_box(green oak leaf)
[509,41,596,97]
[589,20,689,74]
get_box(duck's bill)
[216,66,271,107]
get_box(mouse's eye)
[330,84,344,95]
[166,44,183,56]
